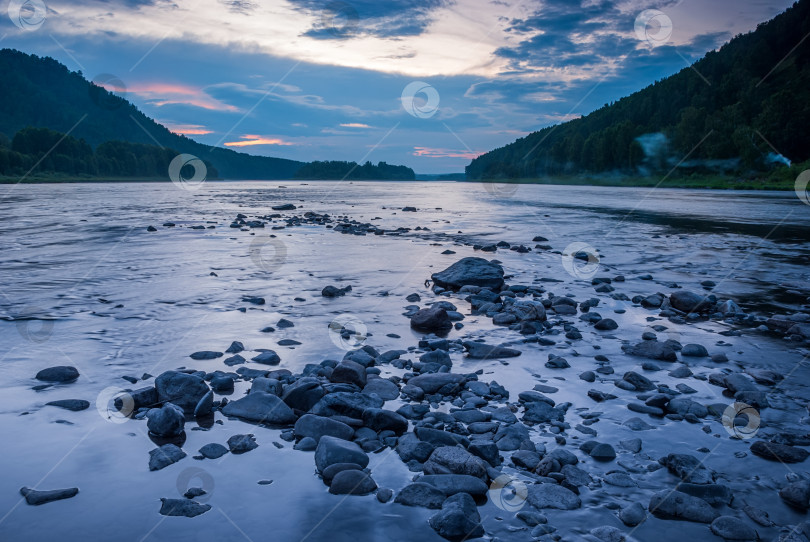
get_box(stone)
[377,488,394,503]
[35,366,79,383]
[329,470,377,495]
[227,434,258,454]
[424,447,488,480]
[149,444,187,471]
[418,475,489,497]
[189,351,222,360]
[464,341,521,359]
[779,480,810,510]
[155,371,210,414]
[252,350,281,365]
[198,443,228,459]
[20,487,79,505]
[595,318,618,331]
[662,453,713,484]
[750,441,809,463]
[408,373,466,394]
[310,392,383,419]
[682,344,709,357]
[281,378,324,411]
[649,490,718,523]
[194,390,214,417]
[670,291,714,313]
[322,285,352,298]
[622,341,678,362]
[45,399,90,411]
[210,376,234,393]
[589,443,617,461]
[331,360,367,387]
[395,483,447,508]
[225,341,244,353]
[294,414,354,443]
[363,378,400,400]
[314,436,369,473]
[527,483,581,510]
[710,516,758,540]
[159,498,211,517]
[431,257,505,291]
[362,409,408,434]
[619,502,647,526]
[147,403,185,437]
[221,392,296,425]
[411,306,452,332]
[428,493,484,541]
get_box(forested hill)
[0,49,303,179]
[466,0,810,180]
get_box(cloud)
[127,82,240,112]
[340,123,372,128]
[413,146,483,159]
[165,123,214,135]
[224,135,295,147]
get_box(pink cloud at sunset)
[165,124,213,136]
[127,83,239,112]
[224,135,294,147]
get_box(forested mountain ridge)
[0,48,302,179]
[466,0,810,180]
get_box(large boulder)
[670,291,715,314]
[407,373,467,395]
[147,402,185,437]
[424,447,488,481]
[527,483,581,510]
[411,306,452,333]
[463,341,521,360]
[310,392,383,419]
[281,378,325,411]
[649,490,719,523]
[155,371,210,414]
[314,436,369,473]
[294,414,354,443]
[431,257,505,291]
[428,493,484,541]
[221,392,296,425]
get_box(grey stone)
[149,443,187,471]
[147,403,185,437]
[314,436,369,473]
[155,371,210,414]
[221,392,296,425]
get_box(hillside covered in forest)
[466,0,810,181]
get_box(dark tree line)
[467,0,810,179]
[0,127,218,179]
[294,160,415,180]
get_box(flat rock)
[463,341,521,359]
[527,483,581,510]
[221,392,296,425]
[198,443,229,459]
[395,483,446,508]
[750,441,809,463]
[20,486,79,505]
[159,498,211,517]
[189,351,222,360]
[710,516,758,540]
[149,443,187,471]
[649,490,718,523]
[408,373,466,394]
[431,257,505,291]
[622,341,678,362]
[45,399,90,411]
[35,366,79,383]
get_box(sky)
[0,0,796,174]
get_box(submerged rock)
[159,498,211,517]
[527,483,581,510]
[20,486,79,505]
[649,490,718,523]
[45,399,90,411]
[463,341,521,360]
[710,516,758,540]
[149,443,187,471]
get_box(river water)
[1,181,809,541]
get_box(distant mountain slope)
[0,49,303,179]
[466,0,810,180]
